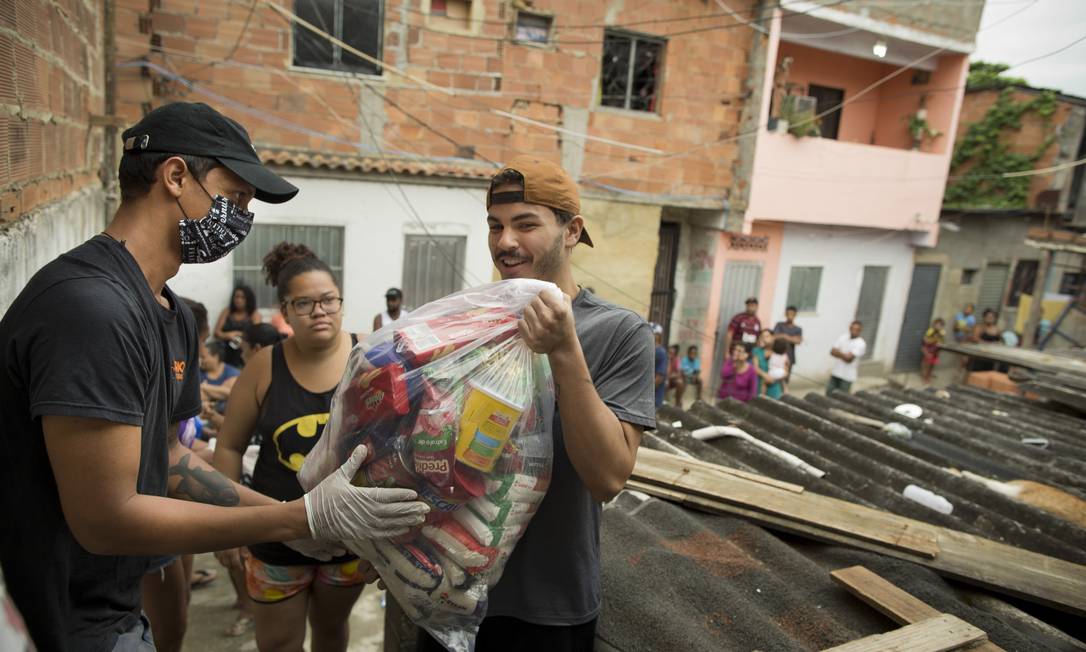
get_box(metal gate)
[855,266,889,361]
[711,261,763,385]
[648,222,680,343]
[893,264,941,372]
[977,263,1009,313]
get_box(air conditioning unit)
[793,95,817,115]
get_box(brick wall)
[0,0,104,225]
[113,0,760,201]
[956,88,1086,208]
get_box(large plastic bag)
[299,279,557,652]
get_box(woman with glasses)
[212,242,374,651]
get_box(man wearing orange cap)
[418,156,657,650]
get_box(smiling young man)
[416,156,656,651]
[0,102,427,651]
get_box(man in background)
[373,287,410,331]
[828,320,866,394]
[725,297,762,355]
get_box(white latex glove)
[303,445,429,541]
[283,538,347,562]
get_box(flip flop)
[189,568,218,589]
[225,614,255,637]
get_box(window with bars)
[402,234,466,306]
[292,0,383,75]
[233,224,345,309]
[600,30,664,112]
[786,266,822,312]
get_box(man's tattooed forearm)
[169,453,240,506]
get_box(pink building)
[671,3,980,385]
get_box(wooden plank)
[634,447,939,557]
[649,446,806,494]
[821,614,986,652]
[627,451,1086,617]
[831,565,941,624]
[939,343,1086,380]
[831,566,1006,652]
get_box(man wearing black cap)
[372,287,410,331]
[416,156,656,651]
[0,102,427,651]
[724,296,763,357]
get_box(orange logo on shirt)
[172,360,186,381]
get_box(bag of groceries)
[299,279,557,652]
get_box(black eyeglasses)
[285,296,343,316]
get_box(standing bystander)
[920,317,945,384]
[828,321,867,394]
[772,306,804,379]
[373,287,410,331]
[725,297,762,354]
[718,343,758,403]
[652,324,668,408]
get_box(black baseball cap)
[121,102,298,204]
[385,288,403,298]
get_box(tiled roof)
[258,148,498,180]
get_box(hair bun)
[262,242,315,287]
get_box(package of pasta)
[298,279,557,652]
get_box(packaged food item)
[456,383,525,472]
[394,308,517,367]
[411,393,459,487]
[341,362,411,425]
[298,280,559,652]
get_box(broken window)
[600,30,664,112]
[293,0,383,75]
[515,11,552,44]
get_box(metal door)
[711,261,763,384]
[977,263,1010,313]
[893,264,941,372]
[402,234,466,306]
[855,266,889,360]
[648,222,680,343]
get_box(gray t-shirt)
[486,289,657,625]
[773,321,803,365]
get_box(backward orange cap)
[487,155,593,247]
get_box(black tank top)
[248,334,357,566]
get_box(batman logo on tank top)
[272,412,330,471]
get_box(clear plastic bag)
[299,279,557,652]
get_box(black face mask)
[177,179,254,264]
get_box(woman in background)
[214,284,261,368]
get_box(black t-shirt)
[0,235,200,652]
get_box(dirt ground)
[183,553,386,652]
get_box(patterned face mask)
[177,181,254,264]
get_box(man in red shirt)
[725,297,762,355]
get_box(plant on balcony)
[906,111,941,150]
[779,94,821,138]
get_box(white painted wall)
[770,223,915,382]
[0,187,104,316]
[168,176,493,336]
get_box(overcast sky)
[972,0,1086,97]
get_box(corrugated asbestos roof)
[595,385,1086,651]
[259,148,497,180]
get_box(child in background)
[921,317,945,384]
[767,338,790,390]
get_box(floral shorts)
[243,551,366,603]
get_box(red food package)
[342,363,411,424]
[411,391,459,487]
[394,308,516,367]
